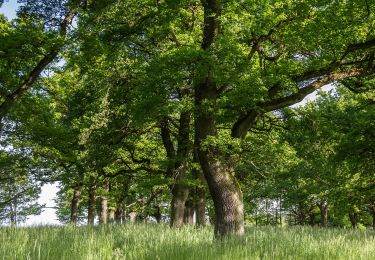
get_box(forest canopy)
[0,0,374,238]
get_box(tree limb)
[0,0,84,118]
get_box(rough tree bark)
[195,185,206,227]
[70,185,81,225]
[170,181,190,227]
[195,0,245,238]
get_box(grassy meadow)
[1,224,375,259]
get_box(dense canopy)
[0,0,374,238]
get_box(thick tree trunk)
[70,186,81,225]
[87,181,96,225]
[170,183,190,227]
[348,212,358,229]
[195,80,245,237]
[184,199,195,225]
[206,163,244,238]
[195,0,244,238]
[196,125,244,237]
[319,202,328,227]
[195,77,245,237]
[195,186,206,227]
[99,179,109,225]
[99,196,108,224]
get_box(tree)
[193,0,374,237]
[0,152,43,226]
[68,0,375,237]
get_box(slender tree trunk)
[279,197,282,225]
[161,111,192,228]
[10,203,17,227]
[348,212,358,229]
[208,203,216,226]
[309,213,315,226]
[154,205,162,223]
[319,202,328,227]
[70,186,81,225]
[296,210,306,225]
[193,148,206,227]
[129,212,137,223]
[172,110,191,228]
[275,199,281,225]
[99,179,109,225]
[115,206,124,224]
[87,181,96,225]
[109,208,115,224]
[367,204,375,230]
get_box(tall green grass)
[1,224,375,259]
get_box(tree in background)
[0,151,43,226]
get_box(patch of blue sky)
[0,0,20,20]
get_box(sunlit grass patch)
[1,224,375,259]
